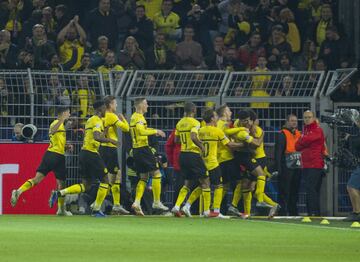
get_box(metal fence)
[0,68,358,215]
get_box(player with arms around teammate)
[100,95,130,215]
[49,100,117,217]
[130,97,168,216]
[199,108,243,217]
[11,107,73,216]
[171,102,208,217]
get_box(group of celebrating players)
[10,96,279,218]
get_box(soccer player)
[198,108,242,217]
[10,107,72,216]
[49,100,116,217]
[171,102,208,217]
[100,95,130,215]
[130,97,168,216]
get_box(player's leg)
[151,169,168,211]
[172,179,192,216]
[251,165,268,206]
[11,172,45,207]
[110,170,130,214]
[210,168,224,217]
[132,173,148,216]
[241,178,253,218]
[199,176,211,217]
[92,167,110,217]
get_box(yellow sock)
[213,185,223,211]
[264,194,277,207]
[152,171,161,202]
[94,183,109,211]
[231,182,242,207]
[18,179,34,193]
[111,182,120,206]
[58,196,65,210]
[175,186,189,208]
[202,188,211,212]
[243,190,252,215]
[61,183,85,196]
[187,186,202,205]
[135,180,147,203]
[255,176,266,202]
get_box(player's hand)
[156,129,166,138]
[65,144,74,152]
[118,113,126,122]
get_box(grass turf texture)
[1,216,359,262]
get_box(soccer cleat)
[92,210,106,218]
[203,210,210,218]
[152,201,169,211]
[209,211,229,219]
[49,190,59,208]
[343,212,360,222]
[112,205,130,215]
[10,190,20,207]
[227,206,241,217]
[171,206,182,217]
[181,205,192,218]
[240,213,250,219]
[131,202,145,216]
[268,204,280,219]
[256,201,273,208]
[56,209,73,216]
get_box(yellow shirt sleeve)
[116,118,130,132]
[93,118,103,133]
[136,122,157,136]
[218,129,230,146]
[190,120,200,134]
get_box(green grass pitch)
[0,215,359,262]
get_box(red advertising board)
[0,143,57,214]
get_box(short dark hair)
[184,102,196,114]
[93,100,105,110]
[134,97,146,107]
[136,5,145,10]
[286,114,297,121]
[247,109,257,121]
[202,108,215,124]
[237,110,250,120]
[56,106,70,115]
[216,104,228,117]
[104,95,115,108]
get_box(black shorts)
[257,157,267,170]
[99,146,119,174]
[234,152,259,173]
[209,166,222,185]
[37,151,66,181]
[220,159,241,184]
[133,146,158,173]
[179,152,207,180]
[79,150,108,181]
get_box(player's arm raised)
[49,110,70,135]
[117,113,130,132]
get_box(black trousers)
[278,167,302,216]
[303,168,324,216]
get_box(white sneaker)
[256,201,273,208]
[203,210,210,218]
[152,201,169,211]
[181,205,192,218]
[132,202,145,216]
[10,190,20,207]
[171,206,182,217]
[214,213,230,219]
[227,206,241,216]
[56,209,73,216]
[268,204,280,219]
[112,205,130,215]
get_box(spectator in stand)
[17,49,34,69]
[313,58,327,71]
[77,53,95,73]
[43,74,70,117]
[295,110,325,216]
[86,0,118,49]
[319,25,353,70]
[175,25,204,70]
[136,0,162,21]
[153,0,181,51]
[97,50,124,74]
[90,35,109,69]
[0,29,18,69]
[25,24,56,69]
[205,35,225,70]
[223,47,245,72]
[330,79,356,102]
[275,75,294,96]
[266,25,292,70]
[295,39,318,71]
[19,9,42,47]
[145,32,175,70]
[238,32,266,71]
[198,0,222,40]
[251,55,271,109]
[12,122,26,142]
[49,52,78,72]
[128,5,154,51]
[0,77,9,125]
[279,8,300,54]
[32,0,46,11]
[118,36,146,70]
[277,52,296,71]
[226,4,253,48]
[57,15,86,71]
[54,4,70,34]
[41,6,56,42]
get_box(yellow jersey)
[130,112,157,148]
[175,117,201,154]
[252,125,266,159]
[136,0,162,20]
[59,39,84,71]
[102,111,130,148]
[82,115,104,153]
[198,125,230,171]
[97,64,124,80]
[153,11,180,50]
[217,119,234,163]
[48,120,66,155]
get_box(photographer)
[344,118,360,222]
[295,111,325,216]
